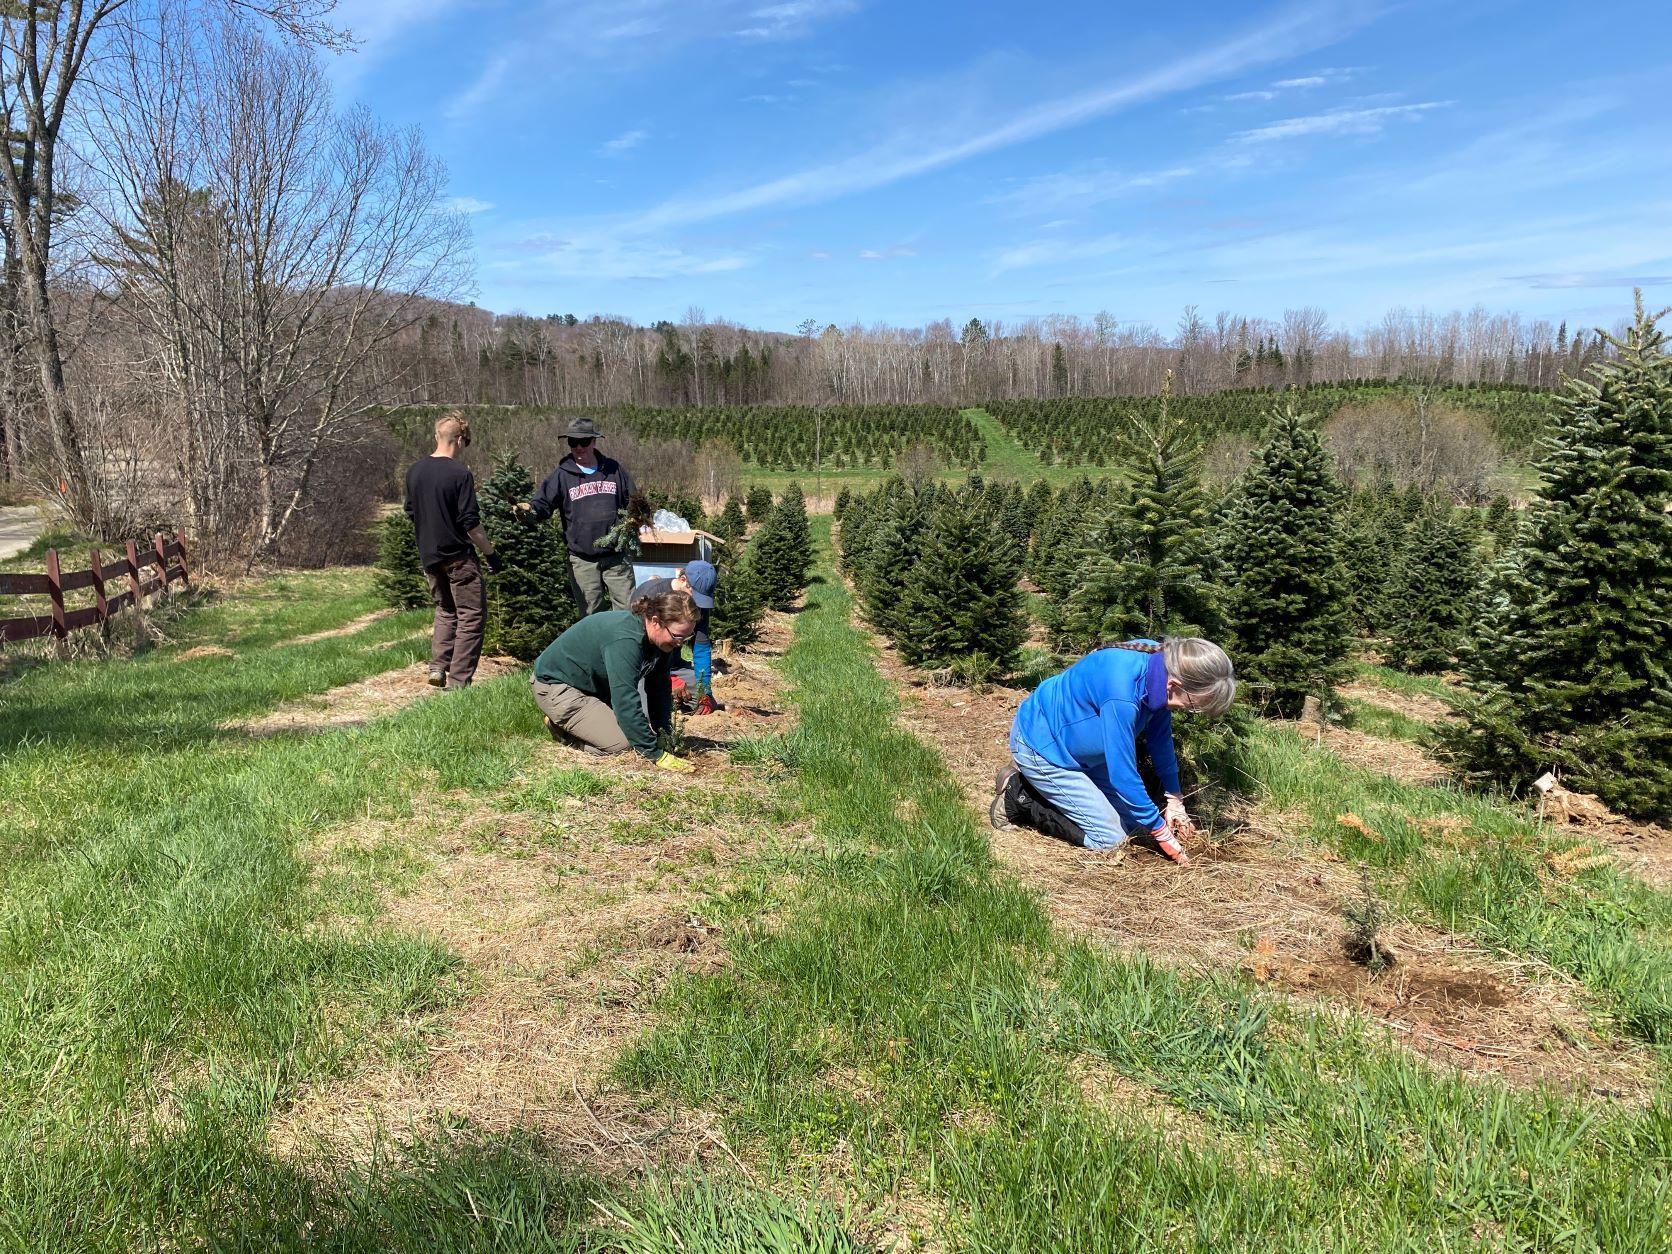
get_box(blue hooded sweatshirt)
[1012,643,1181,833]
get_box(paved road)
[0,505,43,561]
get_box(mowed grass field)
[2,527,1669,1249]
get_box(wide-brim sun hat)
[563,416,603,440]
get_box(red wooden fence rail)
[0,531,189,648]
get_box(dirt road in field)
[0,505,42,560]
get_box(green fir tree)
[751,481,813,610]
[708,545,768,648]
[712,497,748,548]
[373,511,429,609]
[1383,505,1479,672]
[745,484,775,523]
[1440,299,1671,819]
[480,455,573,660]
[1221,405,1352,717]
[895,493,1027,674]
[1057,390,1220,649]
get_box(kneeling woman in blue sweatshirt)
[995,638,1234,864]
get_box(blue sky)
[330,0,1670,333]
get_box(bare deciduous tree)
[0,0,345,531]
[91,10,470,562]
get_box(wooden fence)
[0,532,190,647]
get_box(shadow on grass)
[9,1125,859,1252]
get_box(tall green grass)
[621,522,1672,1249]
[1,569,871,1249]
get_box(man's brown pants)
[424,554,485,687]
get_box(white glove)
[1164,794,1194,834]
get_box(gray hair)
[1162,637,1235,716]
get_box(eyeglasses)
[567,438,595,448]
[666,626,696,644]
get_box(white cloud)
[1225,90,1278,102]
[1272,75,1328,88]
[602,129,650,153]
[1231,100,1449,143]
[858,249,883,260]
[446,196,495,214]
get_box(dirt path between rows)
[866,635,1656,1101]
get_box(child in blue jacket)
[995,638,1234,864]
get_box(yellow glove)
[654,752,695,774]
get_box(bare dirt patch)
[269,614,805,1171]
[1339,679,1459,725]
[288,608,400,646]
[866,637,1655,1100]
[230,657,522,736]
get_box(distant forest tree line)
[378,302,1610,413]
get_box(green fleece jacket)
[533,611,672,758]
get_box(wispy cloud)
[858,245,916,261]
[1206,64,1363,109]
[1510,271,1672,289]
[446,0,857,118]
[735,0,862,40]
[994,233,1131,272]
[988,162,1206,216]
[446,196,495,214]
[1231,100,1449,143]
[498,232,752,281]
[602,129,650,153]
[613,1,1384,234]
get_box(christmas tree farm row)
[841,303,1669,822]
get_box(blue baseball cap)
[682,560,716,609]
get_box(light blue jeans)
[1009,725,1129,851]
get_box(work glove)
[654,752,695,775]
[694,694,716,716]
[1151,823,1191,866]
[484,551,505,574]
[1164,794,1194,835]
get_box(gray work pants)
[569,552,635,617]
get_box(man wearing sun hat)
[518,416,637,617]
[629,559,719,715]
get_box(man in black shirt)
[404,412,503,688]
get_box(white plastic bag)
[652,508,691,532]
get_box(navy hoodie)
[528,453,635,558]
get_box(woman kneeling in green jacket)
[531,588,698,773]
